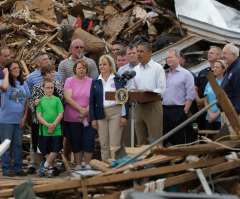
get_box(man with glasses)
[58,39,99,82]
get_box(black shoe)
[58,162,66,173]
[3,171,15,177]
[53,167,60,176]
[27,167,36,174]
[15,170,28,176]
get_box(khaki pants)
[135,101,163,145]
[97,105,123,161]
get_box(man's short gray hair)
[71,39,84,47]
[210,46,222,55]
[225,43,239,57]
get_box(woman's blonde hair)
[215,59,227,71]
[99,54,116,74]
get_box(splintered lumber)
[0,0,17,10]
[85,156,226,186]
[98,155,180,177]
[47,42,68,59]
[208,72,240,134]
[122,18,144,38]
[32,12,60,28]
[118,0,133,10]
[198,130,219,134]
[151,140,240,156]
[20,60,30,75]
[104,9,132,39]
[103,159,240,198]
[90,159,110,172]
[0,156,226,197]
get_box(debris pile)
[0,140,240,198]
[0,0,182,74]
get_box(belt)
[163,105,184,108]
[137,101,155,105]
[104,104,120,109]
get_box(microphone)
[121,70,129,79]
[125,71,136,80]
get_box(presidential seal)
[115,88,128,104]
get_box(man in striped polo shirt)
[58,39,99,82]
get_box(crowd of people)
[0,40,239,178]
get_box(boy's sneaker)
[38,162,46,177]
[46,167,54,178]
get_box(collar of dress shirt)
[98,73,115,81]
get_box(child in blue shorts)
[36,78,64,177]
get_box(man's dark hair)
[137,42,152,52]
[0,46,9,56]
[116,50,126,57]
[112,41,125,48]
[34,52,47,62]
[127,44,137,51]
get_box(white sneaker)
[85,165,92,169]
[74,165,82,170]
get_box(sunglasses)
[74,46,84,49]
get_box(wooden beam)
[32,12,60,28]
[86,157,226,186]
[98,155,180,177]
[101,160,240,198]
[0,157,226,197]
[151,140,240,156]
[20,60,30,76]
[207,72,240,134]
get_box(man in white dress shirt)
[130,42,166,145]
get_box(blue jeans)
[0,123,24,174]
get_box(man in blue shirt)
[221,44,240,114]
[26,52,62,93]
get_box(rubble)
[1,0,240,198]
[0,0,182,74]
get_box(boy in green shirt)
[36,78,64,177]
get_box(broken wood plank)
[0,156,226,197]
[81,177,88,199]
[104,9,132,39]
[86,156,226,186]
[98,155,180,177]
[122,18,144,38]
[32,11,59,28]
[208,72,240,134]
[20,60,30,75]
[103,160,240,198]
[46,42,68,59]
[151,140,240,156]
[90,159,110,172]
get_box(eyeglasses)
[74,46,84,49]
[10,67,20,70]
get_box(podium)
[105,91,162,147]
[105,91,162,102]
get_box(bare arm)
[20,98,29,128]
[64,89,89,116]
[0,69,9,91]
[37,112,52,128]
[184,100,192,114]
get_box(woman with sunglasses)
[0,60,30,176]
